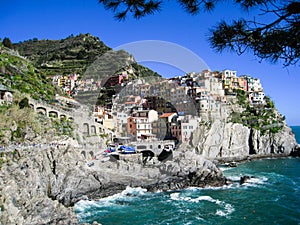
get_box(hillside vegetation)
[230,90,285,134]
[13,33,111,76]
[0,44,57,100]
[13,33,160,78]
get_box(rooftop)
[160,112,176,118]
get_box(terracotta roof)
[160,113,175,118]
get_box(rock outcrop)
[0,143,226,225]
[0,144,97,225]
[191,119,297,162]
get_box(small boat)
[119,145,136,154]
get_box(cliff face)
[191,118,297,162]
[0,146,81,224]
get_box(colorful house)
[127,109,159,140]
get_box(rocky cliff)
[191,105,297,162]
[0,142,226,225]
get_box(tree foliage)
[99,0,162,20]
[2,37,13,49]
[209,1,300,66]
[98,0,300,66]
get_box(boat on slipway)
[95,140,176,163]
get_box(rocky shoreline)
[0,144,228,225]
[212,152,298,165]
[0,124,298,225]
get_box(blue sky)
[0,0,299,125]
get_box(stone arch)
[81,151,86,159]
[68,117,74,122]
[83,123,89,136]
[89,151,94,158]
[60,114,67,120]
[141,150,155,164]
[90,125,96,135]
[141,150,155,158]
[99,127,104,133]
[48,111,59,118]
[36,106,47,115]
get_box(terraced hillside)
[0,43,57,100]
[13,33,160,78]
[13,33,111,76]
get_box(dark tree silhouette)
[99,0,161,20]
[2,37,13,49]
[98,0,300,66]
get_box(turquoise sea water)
[291,126,300,144]
[75,127,300,225]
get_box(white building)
[249,91,265,104]
[242,76,263,92]
[252,78,263,92]
[181,115,199,143]
[222,70,237,78]
[117,112,128,124]
[198,73,224,97]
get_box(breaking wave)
[170,193,235,217]
[75,158,300,225]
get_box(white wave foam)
[227,176,241,182]
[95,186,148,205]
[170,193,235,217]
[216,203,235,217]
[219,167,233,172]
[121,186,147,196]
[241,176,268,187]
[170,192,181,201]
[75,199,102,212]
[185,187,201,191]
[75,186,148,213]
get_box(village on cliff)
[47,69,265,146]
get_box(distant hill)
[13,33,111,76]
[13,33,161,78]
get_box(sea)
[75,126,300,225]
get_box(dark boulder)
[240,175,257,185]
[290,145,300,157]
